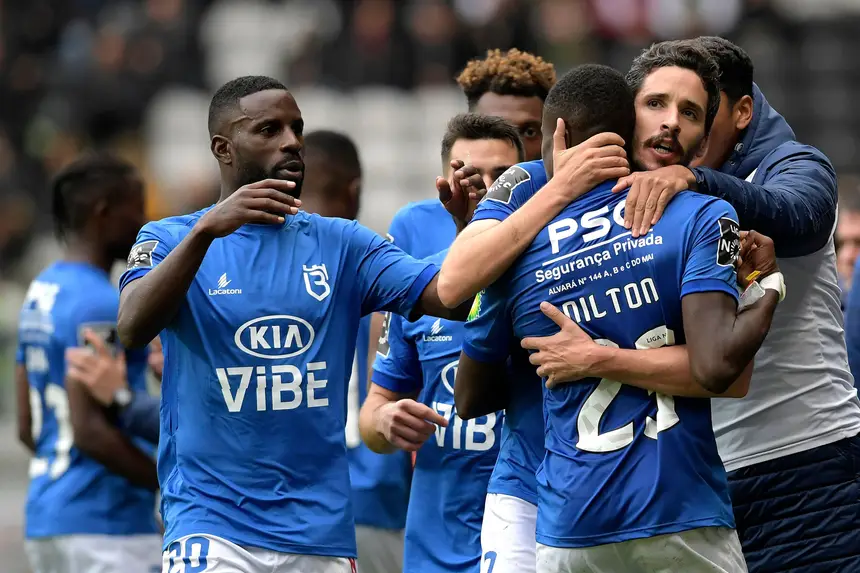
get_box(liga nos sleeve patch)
[482,165,531,205]
[716,217,740,267]
[127,240,158,270]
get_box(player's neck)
[63,238,113,275]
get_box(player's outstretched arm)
[682,231,781,394]
[414,275,475,321]
[15,363,35,453]
[454,354,510,420]
[360,383,447,454]
[118,180,300,348]
[521,302,751,398]
[66,378,159,491]
[438,126,628,308]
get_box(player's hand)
[611,165,695,237]
[66,329,128,406]
[148,337,164,380]
[195,179,301,238]
[737,231,779,289]
[438,160,485,229]
[520,302,602,389]
[551,120,629,202]
[375,399,449,452]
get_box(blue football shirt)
[119,208,437,557]
[465,159,548,506]
[17,261,157,538]
[463,181,740,548]
[373,250,503,573]
[346,316,411,531]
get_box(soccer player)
[358,113,524,573]
[116,75,464,573]
[461,62,779,572]
[15,154,161,573]
[458,48,557,162]
[440,41,719,573]
[302,129,411,573]
[597,37,860,571]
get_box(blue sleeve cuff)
[119,268,150,292]
[372,369,421,394]
[402,265,438,315]
[681,278,739,303]
[471,208,510,223]
[461,340,508,365]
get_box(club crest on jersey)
[716,217,740,267]
[377,312,391,358]
[127,240,158,270]
[482,165,530,205]
[303,264,331,302]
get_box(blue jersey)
[463,181,740,548]
[467,159,548,505]
[17,261,157,538]
[373,250,503,573]
[119,209,437,557]
[346,316,411,531]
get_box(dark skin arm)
[682,291,777,394]
[16,364,35,453]
[66,378,159,491]
[454,353,510,420]
[118,179,300,348]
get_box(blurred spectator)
[837,175,860,294]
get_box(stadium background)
[0,0,858,569]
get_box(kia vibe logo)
[234,315,315,359]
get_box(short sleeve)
[681,199,741,303]
[15,343,25,365]
[371,313,423,395]
[471,165,534,224]
[348,223,438,317]
[461,282,513,364]
[386,205,414,254]
[119,221,179,292]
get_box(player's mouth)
[274,159,304,180]
[645,138,682,163]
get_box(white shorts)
[162,534,356,573]
[480,493,538,573]
[355,526,403,573]
[536,526,747,573]
[26,533,162,573]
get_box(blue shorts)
[727,433,860,572]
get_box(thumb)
[436,177,453,203]
[612,175,632,193]
[117,350,127,371]
[553,118,566,157]
[84,329,111,358]
[540,301,570,329]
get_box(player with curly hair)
[457,48,556,161]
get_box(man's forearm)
[439,181,569,307]
[75,423,158,490]
[589,345,747,398]
[358,393,397,454]
[118,226,213,348]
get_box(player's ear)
[695,134,710,159]
[734,95,754,131]
[210,135,232,165]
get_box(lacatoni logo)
[423,318,453,342]
[209,273,242,296]
[234,315,315,359]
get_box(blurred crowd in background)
[3,0,860,413]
